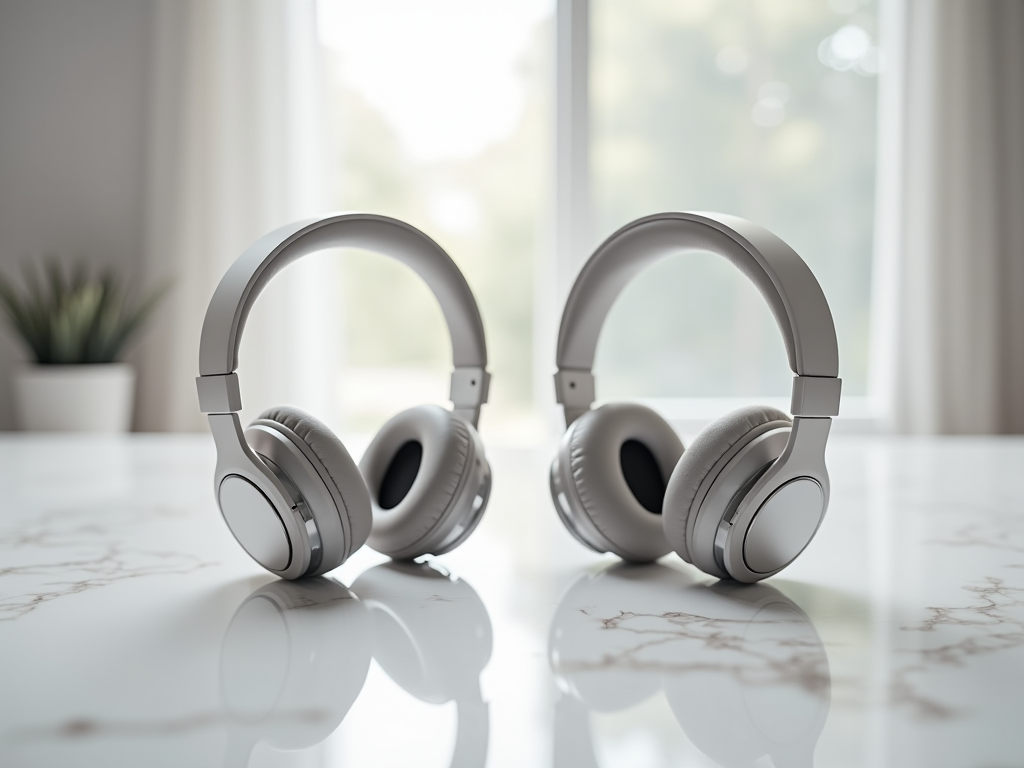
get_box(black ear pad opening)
[379,440,423,510]
[619,439,666,514]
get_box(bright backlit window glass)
[591,0,878,402]
[318,0,552,437]
[318,0,879,435]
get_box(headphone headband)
[554,212,840,424]
[197,213,490,424]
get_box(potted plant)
[0,261,166,432]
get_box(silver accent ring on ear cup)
[714,417,832,582]
[427,422,492,557]
[245,420,355,577]
[208,413,312,579]
[714,476,825,577]
[432,463,492,556]
[257,454,323,576]
[687,427,792,579]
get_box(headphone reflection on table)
[550,212,842,583]
[548,563,830,768]
[220,561,491,767]
[352,560,492,768]
[197,213,493,579]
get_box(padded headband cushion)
[199,214,488,377]
[360,404,472,559]
[258,405,372,554]
[663,405,791,563]
[566,403,683,562]
[554,212,839,379]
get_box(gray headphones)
[550,212,841,582]
[197,213,492,579]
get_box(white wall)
[0,0,155,429]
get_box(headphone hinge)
[790,375,841,417]
[554,370,595,426]
[197,373,242,414]
[553,370,595,407]
[451,367,490,425]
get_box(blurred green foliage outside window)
[318,0,877,434]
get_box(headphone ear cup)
[249,406,372,573]
[550,403,683,562]
[360,404,490,560]
[663,405,791,569]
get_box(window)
[591,0,878,410]
[318,0,553,438]
[316,0,879,439]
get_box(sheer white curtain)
[872,0,1024,434]
[136,0,340,432]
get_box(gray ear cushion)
[563,403,683,562]
[258,405,372,556]
[663,405,791,563]
[360,404,474,559]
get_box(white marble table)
[0,433,1022,768]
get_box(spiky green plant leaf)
[0,260,168,365]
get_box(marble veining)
[2,436,1024,767]
[0,505,216,620]
[14,709,331,741]
[567,607,828,691]
[931,520,1024,558]
[0,543,213,621]
[892,576,1024,720]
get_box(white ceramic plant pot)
[12,363,136,432]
